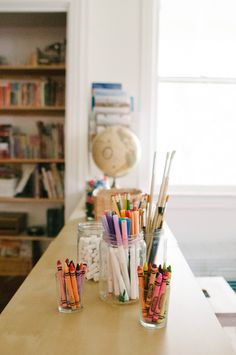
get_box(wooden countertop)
[0,219,234,355]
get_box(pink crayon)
[56,260,67,308]
[147,272,163,322]
[152,270,168,322]
[76,263,81,296]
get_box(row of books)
[0,78,65,107]
[0,123,64,159]
[91,82,133,129]
[15,163,64,199]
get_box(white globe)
[92,125,141,178]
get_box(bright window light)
[157,0,236,186]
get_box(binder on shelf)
[47,206,64,237]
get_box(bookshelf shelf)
[0,107,65,115]
[0,197,64,203]
[0,235,53,241]
[0,64,65,71]
[0,158,65,164]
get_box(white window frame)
[140,0,236,196]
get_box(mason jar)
[77,222,104,282]
[99,231,146,304]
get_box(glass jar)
[138,276,171,329]
[77,222,104,282]
[99,231,146,304]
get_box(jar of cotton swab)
[99,211,146,304]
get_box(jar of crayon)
[138,263,171,329]
[77,222,104,282]
[55,259,87,313]
[99,213,146,304]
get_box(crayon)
[147,272,163,322]
[69,261,80,308]
[56,260,67,309]
[152,269,168,322]
[76,263,81,296]
[64,261,77,310]
[145,264,158,308]
[143,262,149,291]
[137,266,147,318]
[157,266,171,323]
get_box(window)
[156,0,236,187]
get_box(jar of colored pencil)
[55,259,87,313]
[138,263,171,329]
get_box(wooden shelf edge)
[0,158,65,164]
[0,197,64,203]
[0,235,54,241]
[0,106,65,111]
[0,64,65,70]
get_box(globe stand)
[111,177,117,188]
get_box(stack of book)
[91,82,133,128]
[0,78,65,107]
[0,123,64,159]
[15,163,64,199]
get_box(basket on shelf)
[93,188,142,221]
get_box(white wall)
[86,0,142,188]
[86,0,236,280]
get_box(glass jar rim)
[77,221,104,232]
[102,230,144,245]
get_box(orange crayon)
[145,264,158,309]
[137,265,147,318]
[69,261,80,308]
[64,261,76,310]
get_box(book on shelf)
[0,78,65,108]
[95,113,132,126]
[0,124,13,158]
[11,163,64,199]
[0,122,64,159]
[92,82,122,90]
[47,206,64,237]
[37,121,64,159]
[15,164,35,195]
[91,81,134,116]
